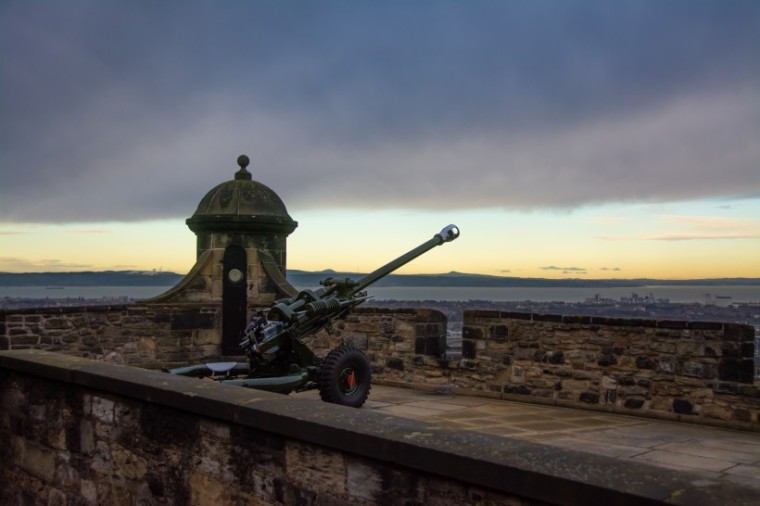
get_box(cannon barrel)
[271,225,459,325]
[350,224,459,295]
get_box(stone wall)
[312,306,447,358]
[3,303,758,430]
[3,350,757,506]
[357,309,757,429]
[464,311,757,424]
[0,304,221,367]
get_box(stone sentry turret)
[145,155,299,352]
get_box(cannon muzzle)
[349,224,460,295]
[437,224,460,243]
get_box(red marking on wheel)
[347,372,356,388]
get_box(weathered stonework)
[452,311,757,428]
[0,304,222,367]
[2,303,757,430]
[2,350,756,506]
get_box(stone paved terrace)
[295,384,760,491]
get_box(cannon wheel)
[318,345,371,408]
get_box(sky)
[1,1,759,280]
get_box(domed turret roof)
[186,155,298,234]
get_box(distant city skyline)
[1,2,758,279]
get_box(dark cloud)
[0,257,93,271]
[540,266,586,273]
[1,1,758,223]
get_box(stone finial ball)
[237,154,250,169]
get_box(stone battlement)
[1,303,757,430]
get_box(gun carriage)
[168,225,460,407]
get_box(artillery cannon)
[168,224,460,407]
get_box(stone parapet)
[0,303,222,367]
[3,303,757,430]
[453,310,757,428]
[2,349,758,506]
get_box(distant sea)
[0,286,171,300]
[366,286,760,303]
[1,285,759,304]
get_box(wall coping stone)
[0,301,226,318]
[2,349,759,506]
[0,304,132,316]
[463,309,751,336]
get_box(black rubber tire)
[318,345,371,408]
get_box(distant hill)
[286,270,760,289]
[1,270,757,288]
[0,271,184,287]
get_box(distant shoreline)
[2,285,759,308]
[0,270,757,289]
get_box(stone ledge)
[0,304,132,316]
[2,350,759,506]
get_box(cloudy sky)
[1,1,759,279]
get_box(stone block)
[723,323,754,341]
[507,365,523,382]
[672,399,694,415]
[415,336,444,356]
[579,392,599,404]
[617,376,635,386]
[15,438,56,482]
[343,332,368,350]
[679,361,716,380]
[649,396,671,412]
[111,444,148,480]
[44,318,73,330]
[193,329,220,346]
[488,325,508,341]
[462,326,483,339]
[461,339,476,359]
[650,342,676,354]
[284,441,346,495]
[80,420,95,455]
[504,384,531,395]
[676,342,705,357]
[141,404,198,445]
[721,342,743,358]
[91,396,114,423]
[386,357,404,371]
[656,320,689,329]
[533,313,562,323]
[651,382,681,396]
[170,312,215,330]
[718,358,755,383]
[734,409,752,422]
[702,403,733,420]
[561,379,589,392]
[657,356,676,374]
[189,472,229,505]
[571,370,597,380]
[703,346,719,357]
[346,458,384,501]
[586,337,613,347]
[80,479,98,505]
